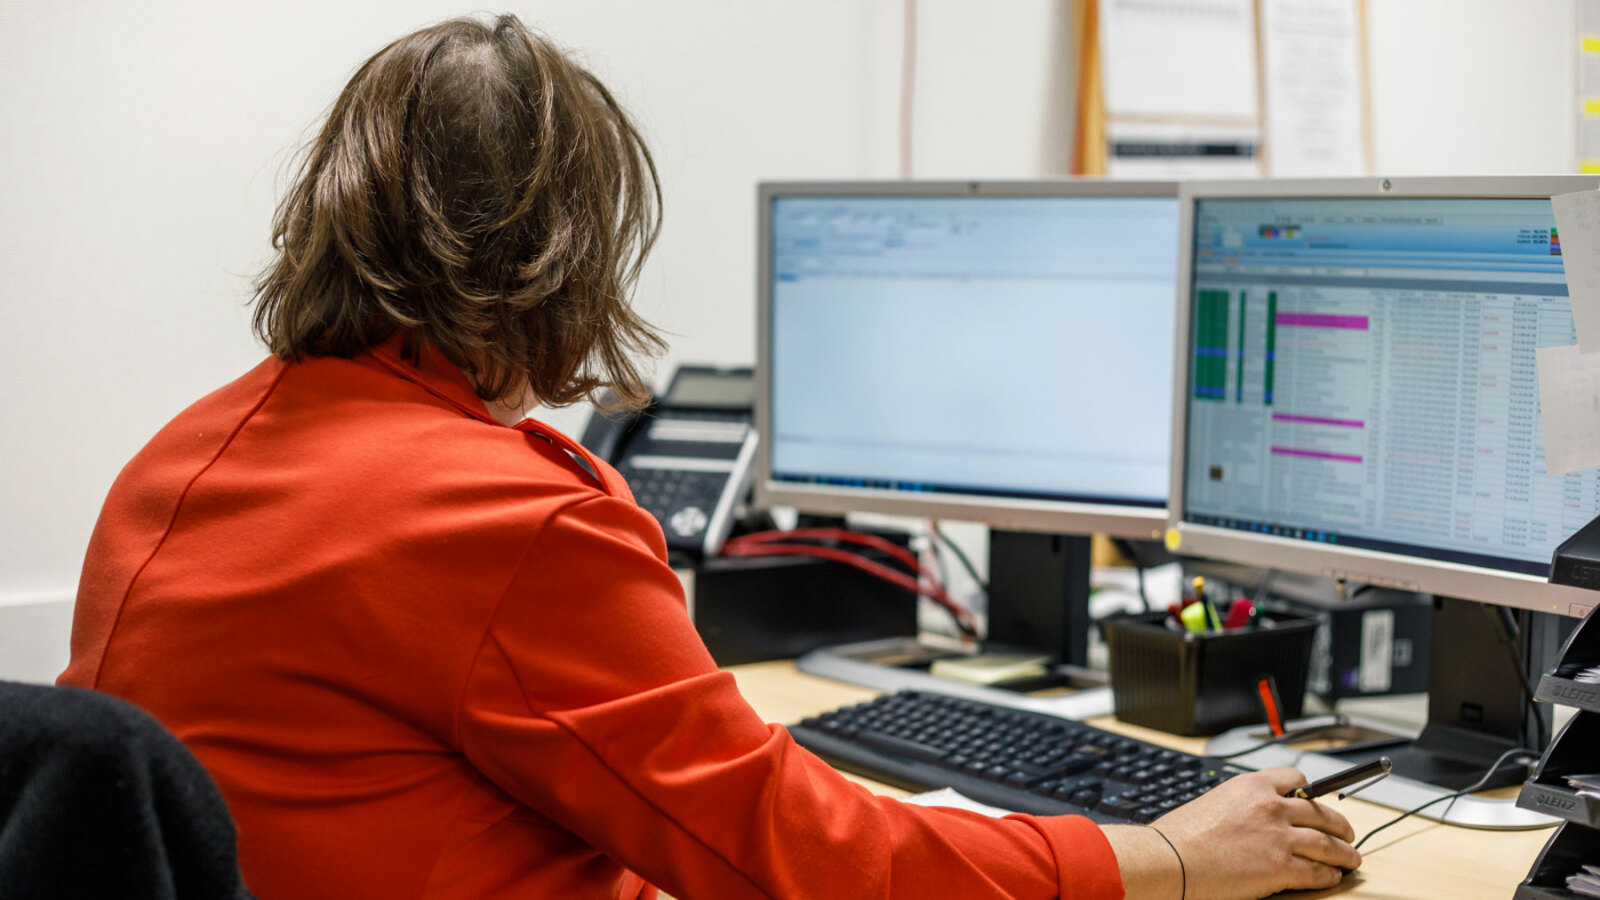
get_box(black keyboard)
[790,690,1248,823]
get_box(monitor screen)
[756,182,1180,539]
[1171,178,1600,613]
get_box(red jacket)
[60,335,1123,899]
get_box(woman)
[61,14,1359,899]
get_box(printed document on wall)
[1099,0,1257,118]
[1098,0,1261,177]
[1259,0,1368,176]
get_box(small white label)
[1359,610,1395,693]
[1392,638,1413,669]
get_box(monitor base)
[794,638,1116,720]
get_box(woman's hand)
[1102,766,1361,899]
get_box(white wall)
[0,0,1582,683]
[0,0,885,682]
[1367,0,1576,174]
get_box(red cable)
[726,528,924,574]
[724,527,962,628]
[720,539,979,637]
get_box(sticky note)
[1537,344,1600,475]
[1551,190,1600,353]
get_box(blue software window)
[768,195,1180,508]
[1182,197,1590,575]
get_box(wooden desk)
[727,660,1555,899]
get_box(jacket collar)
[366,331,502,427]
[363,331,617,493]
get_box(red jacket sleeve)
[456,495,1124,900]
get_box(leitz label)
[1533,791,1576,812]
[1546,682,1600,704]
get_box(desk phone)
[580,366,757,559]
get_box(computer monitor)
[1167,175,1600,787]
[755,180,1181,664]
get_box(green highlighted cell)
[1194,289,1230,402]
[1236,292,1246,403]
[1265,291,1277,406]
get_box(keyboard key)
[1070,788,1102,807]
[857,732,947,765]
[1096,795,1143,818]
[1003,771,1041,789]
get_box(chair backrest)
[0,681,253,899]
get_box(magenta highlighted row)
[1271,446,1363,463]
[1276,312,1369,330]
[1272,412,1365,429]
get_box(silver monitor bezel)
[755,179,1178,541]
[1166,175,1600,616]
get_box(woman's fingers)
[1285,797,1356,843]
[1289,825,1363,871]
[1282,856,1348,892]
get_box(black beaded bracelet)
[1148,825,1186,900]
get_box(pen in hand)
[1286,757,1393,801]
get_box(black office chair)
[0,681,253,899]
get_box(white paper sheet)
[901,787,1015,818]
[1551,190,1600,353]
[1536,343,1600,475]
[1099,0,1258,119]
[1259,0,1367,176]
[1097,0,1262,178]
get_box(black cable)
[1354,746,1538,851]
[1251,569,1279,607]
[927,525,950,601]
[1135,563,1152,613]
[932,522,989,592]
[1207,716,1352,760]
[1483,605,1547,752]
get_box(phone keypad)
[616,466,729,542]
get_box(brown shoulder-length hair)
[252,14,664,409]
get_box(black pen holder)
[1101,609,1319,736]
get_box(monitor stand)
[983,530,1092,668]
[1206,594,1566,828]
[1315,596,1553,791]
[794,526,1111,715]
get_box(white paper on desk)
[1019,686,1114,721]
[1564,772,1600,791]
[902,787,1015,818]
[1536,344,1600,475]
[1551,190,1600,353]
[1569,867,1600,898]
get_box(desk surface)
[726,660,1554,900]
